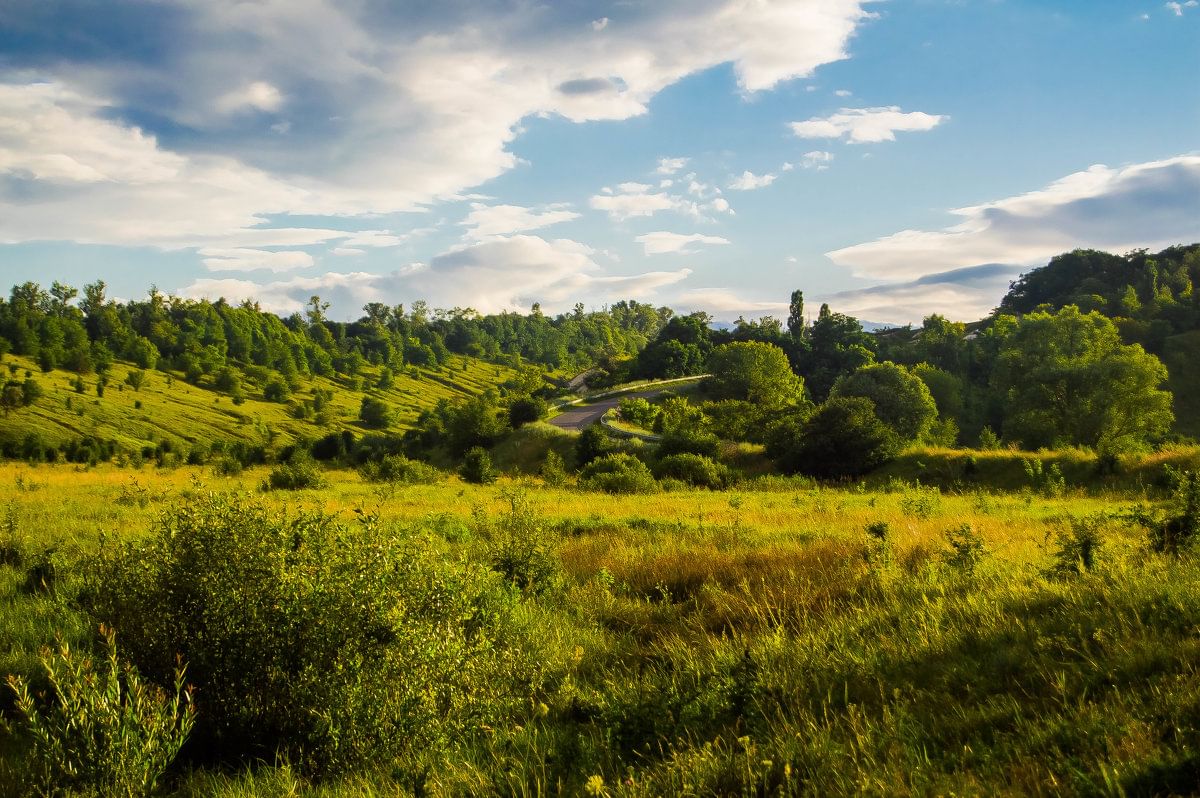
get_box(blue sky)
[0,0,1196,323]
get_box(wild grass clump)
[479,489,561,596]
[84,491,533,778]
[4,625,194,798]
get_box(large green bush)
[86,493,525,777]
[654,453,730,490]
[579,453,658,494]
[768,396,899,478]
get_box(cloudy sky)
[0,1,1197,324]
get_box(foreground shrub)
[657,430,721,459]
[654,453,730,489]
[481,490,560,595]
[579,453,658,494]
[86,493,521,777]
[5,626,194,798]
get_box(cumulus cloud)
[790,106,945,143]
[728,170,777,190]
[635,231,731,255]
[827,155,1200,280]
[182,234,692,316]
[0,0,873,252]
[461,203,580,239]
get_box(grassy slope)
[0,354,518,452]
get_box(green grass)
[0,354,517,454]
[2,461,1198,795]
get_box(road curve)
[547,390,660,432]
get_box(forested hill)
[1000,245,1200,351]
[997,245,1200,437]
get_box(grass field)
[0,354,518,454]
[3,458,1199,796]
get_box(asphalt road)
[547,390,660,431]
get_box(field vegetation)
[2,246,1200,795]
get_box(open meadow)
[3,458,1200,796]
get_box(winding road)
[547,390,660,431]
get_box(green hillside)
[0,353,517,455]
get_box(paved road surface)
[548,390,659,431]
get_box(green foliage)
[768,396,899,478]
[657,430,720,459]
[265,453,326,491]
[579,453,658,494]
[832,362,937,443]
[978,426,1002,450]
[124,370,146,392]
[261,376,290,403]
[994,306,1174,450]
[358,454,441,485]
[575,423,614,469]
[704,341,803,409]
[539,449,568,487]
[460,446,498,484]
[654,453,730,489]
[795,303,875,401]
[481,490,560,595]
[85,492,523,777]
[357,396,393,429]
[5,626,195,798]
[652,395,708,436]
[1129,469,1200,556]
[1024,458,1066,498]
[1047,514,1105,576]
[507,395,547,428]
[617,396,659,428]
[942,523,986,575]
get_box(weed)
[1047,514,1105,576]
[5,625,194,798]
[942,523,986,575]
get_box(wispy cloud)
[790,106,945,143]
[635,231,731,255]
[728,170,777,190]
[827,155,1200,280]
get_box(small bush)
[482,489,560,595]
[899,484,941,520]
[942,523,986,575]
[657,430,720,459]
[1024,458,1066,498]
[460,446,498,484]
[579,453,658,495]
[540,450,568,487]
[508,396,547,428]
[5,626,194,798]
[1129,469,1200,556]
[618,397,659,428]
[359,454,441,485]
[654,453,730,489]
[262,377,290,403]
[1048,514,1105,576]
[265,454,326,491]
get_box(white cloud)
[215,81,284,115]
[827,155,1200,280]
[0,0,874,251]
[781,162,795,172]
[635,231,731,255]
[674,288,787,317]
[590,183,683,221]
[592,17,610,31]
[339,230,409,248]
[818,264,1023,325]
[1166,1,1198,15]
[182,234,692,315]
[790,106,946,143]
[834,88,852,97]
[707,197,734,215]
[461,203,580,239]
[656,157,690,175]
[800,150,834,169]
[199,248,314,273]
[728,170,777,190]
